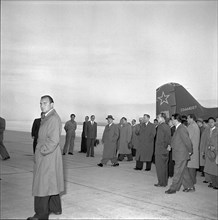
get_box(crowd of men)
[76,112,218,194]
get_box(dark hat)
[106,115,114,120]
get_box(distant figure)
[31,113,43,153]
[79,116,89,153]
[63,114,77,155]
[85,115,97,157]
[168,118,175,178]
[27,95,64,220]
[201,117,218,190]
[187,114,200,188]
[154,113,171,187]
[197,118,205,177]
[134,114,156,171]
[97,115,119,167]
[118,117,132,161]
[165,113,194,194]
[152,118,159,164]
[181,115,188,127]
[131,119,138,157]
[0,117,10,160]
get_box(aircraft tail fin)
[156,82,204,118]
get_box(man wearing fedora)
[201,117,218,190]
[98,115,119,167]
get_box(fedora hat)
[106,115,114,120]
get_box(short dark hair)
[172,113,182,122]
[71,114,76,117]
[208,117,215,122]
[160,112,167,121]
[41,95,54,103]
[188,114,196,121]
[154,119,158,122]
[121,117,127,121]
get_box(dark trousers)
[33,139,37,154]
[118,153,133,161]
[131,148,136,157]
[86,138,95,157]
[168,150,174,177]
[188,168,197,185]
[170,160,194,191]
[0,141,10,159]
[80,136,87,153]
[34,194,61,220]
[155,154,169,186]
[136,159,151,170]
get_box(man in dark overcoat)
[134,114,156,171]
[79,116,89,153]
[98,115,119,167]
[154,113,171,187]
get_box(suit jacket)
[31,118,41,139]
[85,121,97,139]
[171,124,193,162]
[155,122,171,155]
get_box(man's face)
[91,116,95,121]
[40,97,53,114]
[132,120,136,125]
[208,119,215,128]
[143,115,149,123]
[171,117,177,126]
[187,115,193,125]
[157,115,162,123]
[85,116,89,121]
[107,118,113,124]
[71,115,75,121]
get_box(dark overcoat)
[155,122,171,155]
[32,109,64,197]
[102,123,119,159]
[135,122,156,161]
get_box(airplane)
[156,82,218,120]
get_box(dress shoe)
[27,216,39,220]
[144,169,151,171]
[49,211,62,215]
[68,152,73,155]
[127,159,133,161]
[165,189,176,194]
[62,153,65,155]
[154,183,165,187]
[134,167,142,170]
[183,187,195,192]
[213,186,218,190]
[97,163,103,167]
[203,180,208,183]
[111,163,119,167]
[3,156,10,160]
[91,155,94,157]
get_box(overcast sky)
[1,0,217,123]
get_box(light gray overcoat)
[32,109,64,197]
[118,123,132,154]
[187,122,200,168]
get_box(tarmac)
[1,130,217,219]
